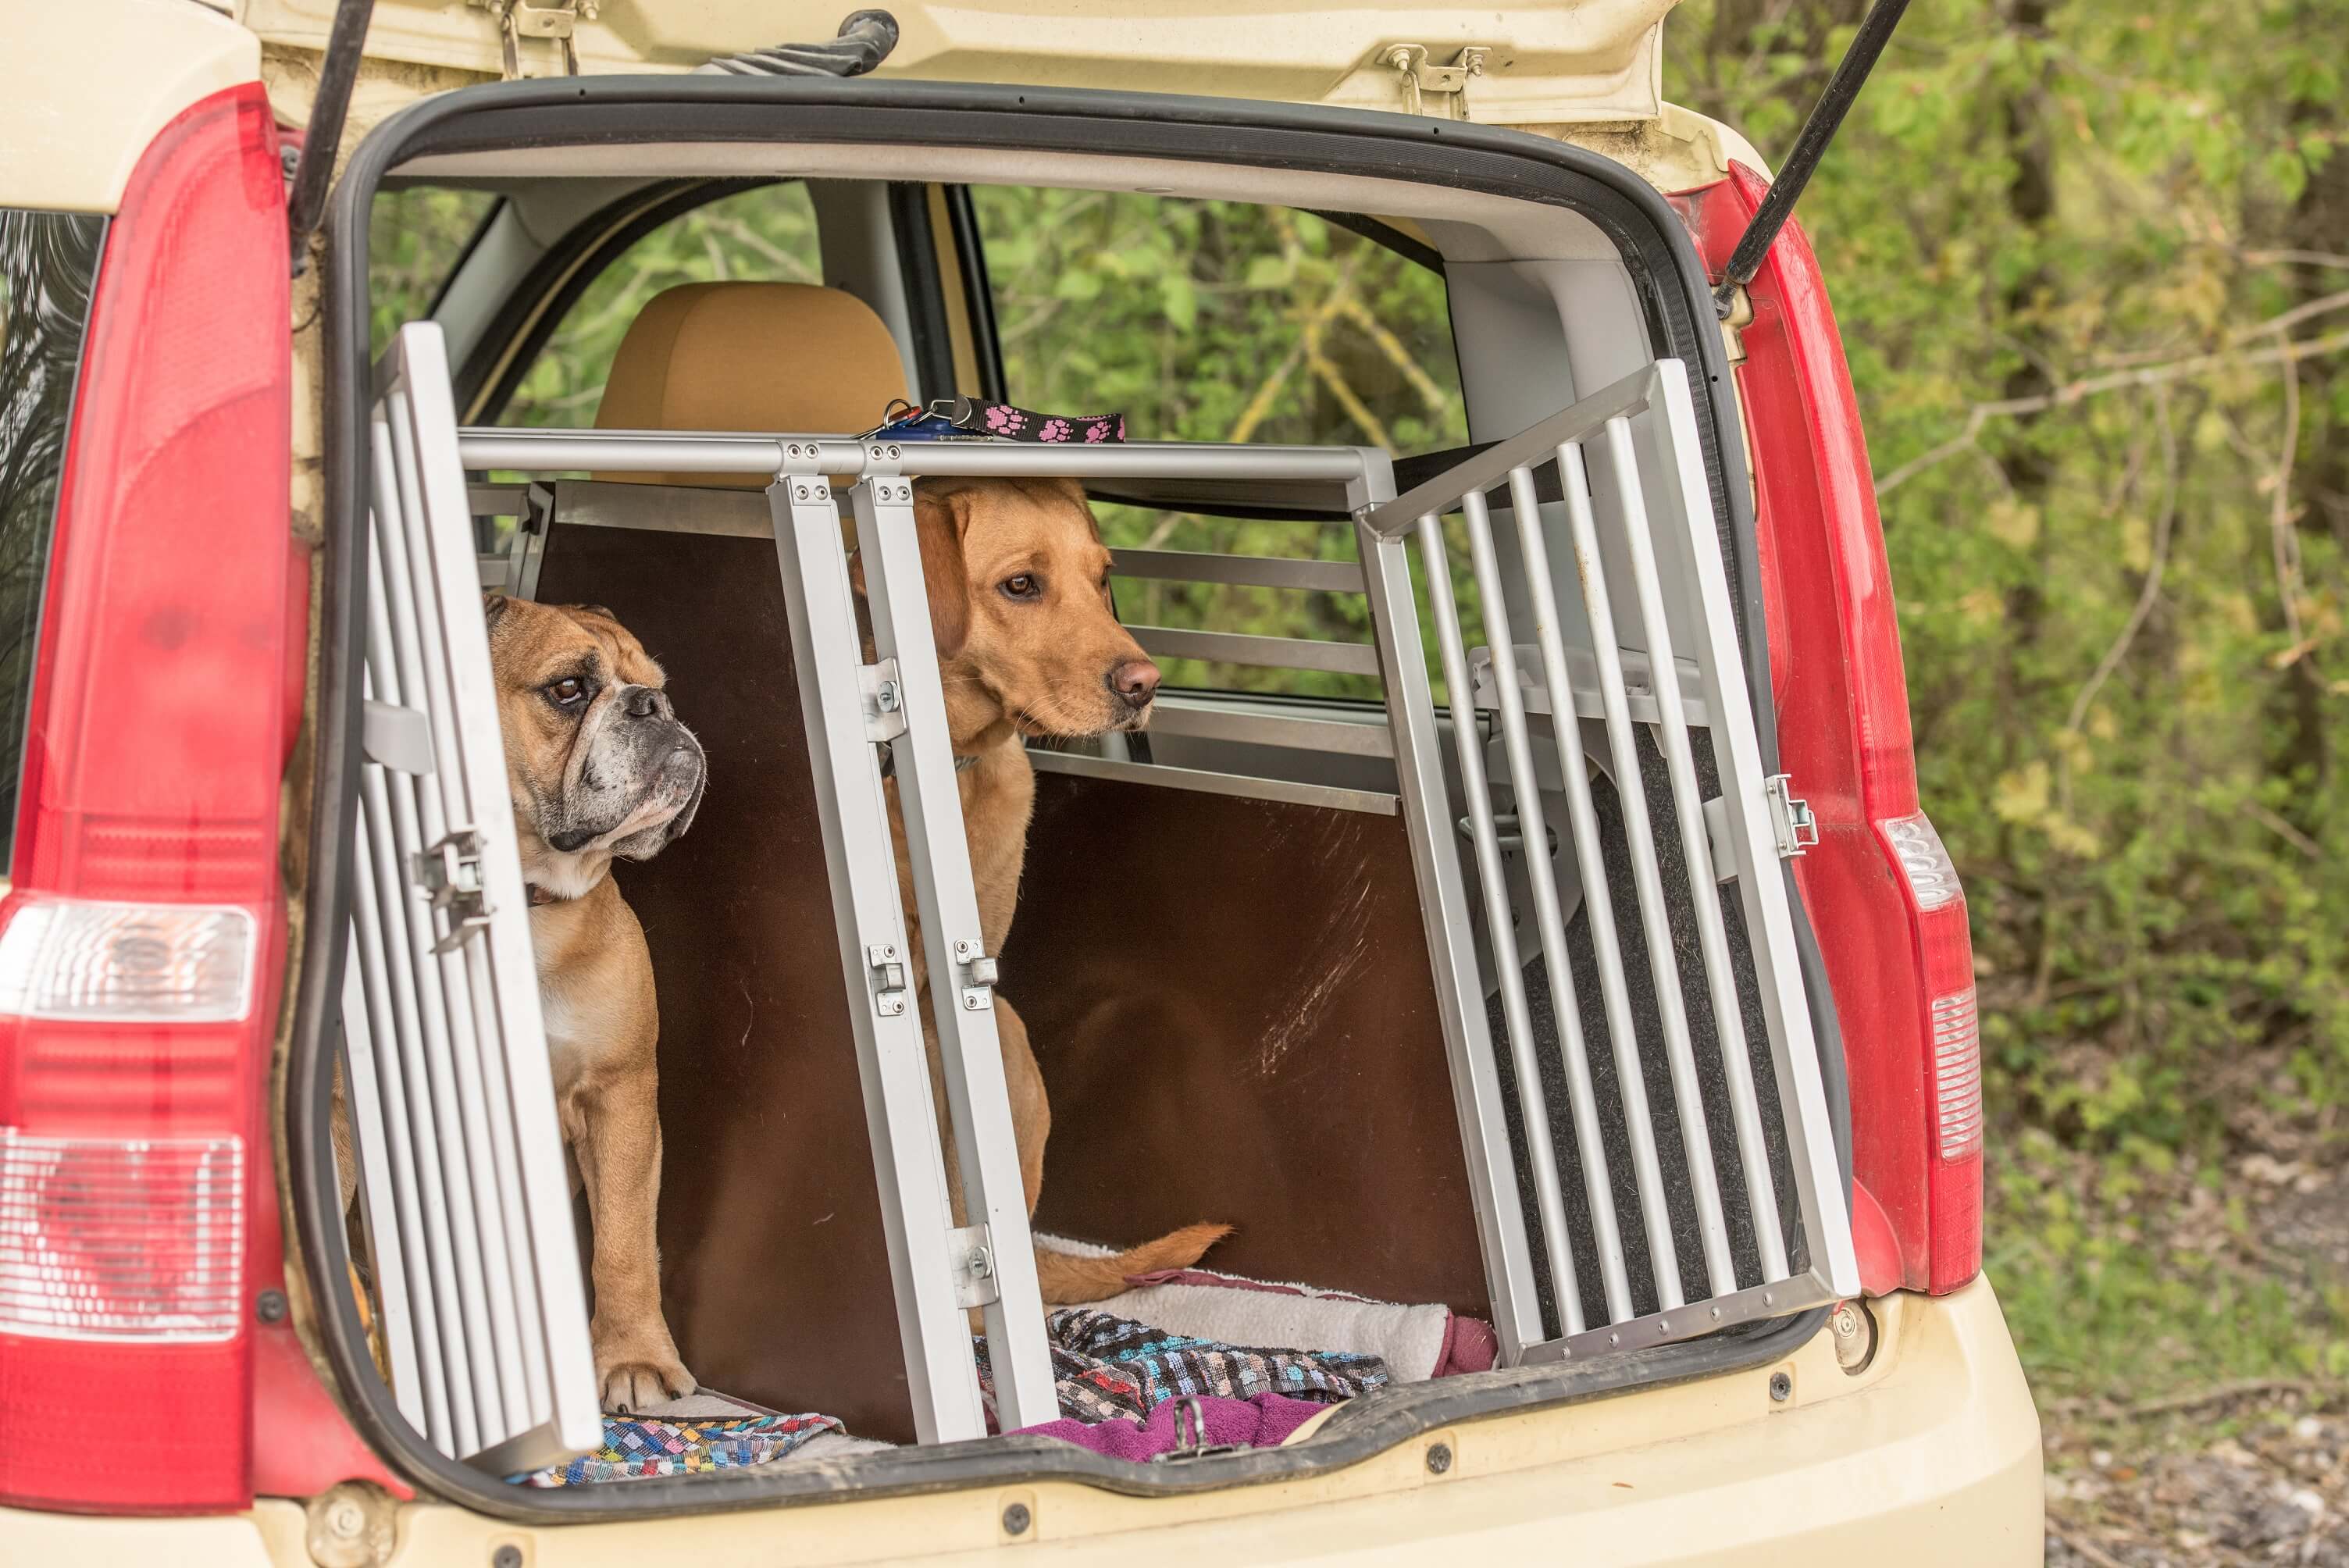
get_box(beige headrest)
[593,282,909,487]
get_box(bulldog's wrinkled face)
[485,596,706,900]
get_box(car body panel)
[0,0,260,212]
[2,1281,2041,1560]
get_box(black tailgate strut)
[1712,0,1912,317]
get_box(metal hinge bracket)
[948,1223,999,1310]
[860,658,907,744]
[865,941,909,1018]
[1765,775,1819,857]
[1383,45,1490,119]
[412,829,491,951]
[951,938,999,1014]
[470,0,596,79]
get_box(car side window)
[503,182,822,429]
[369,187,499,358]
[968,191,1467,698]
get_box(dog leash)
[864,397,1127,445]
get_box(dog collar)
[878,744,980,780]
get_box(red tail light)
[0,84,294,1513]
[1678,166,1983,1295]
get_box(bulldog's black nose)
[622,685,673,722]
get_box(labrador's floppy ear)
[848,483,972,657]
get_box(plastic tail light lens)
[0,900,256,1022]
[1930,989,1984,1161]
[1680,167,1982,1296]
[0,82,292,1516]
[0,1131,244,1340]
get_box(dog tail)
[1032,1223,1232,1305]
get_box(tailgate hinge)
[470,0,596,79]
[1764,775,1819,858]
[1382,45,1490,120]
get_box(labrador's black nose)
[1108,658,1160,708]
[622,685,674,721]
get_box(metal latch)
[865,941,909,1018]
[860,658,907,744]
[412,829,490,952]
[1147,1396,1249,1463]
[470,0,595,79]
[948,1223,999,1310]
[1383,45,1490,119]
[952,939,999,1014]
[1765,775,1819,857]
[1456,813,1559,860]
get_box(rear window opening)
[305,78,1853,1519]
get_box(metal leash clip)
[1147,1395,1250,1463]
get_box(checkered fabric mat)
[520,1411,843,1486]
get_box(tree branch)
[1877,324,2349,496]
[2062,390,2177,739]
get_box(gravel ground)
[2047,1404,2347,1566]
[2037,1128,2347,1566]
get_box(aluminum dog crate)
[340,319,1855,1458]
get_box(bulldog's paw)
[596,1347,696,1415]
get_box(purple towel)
[1011,1392,1327,1462]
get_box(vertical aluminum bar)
[1643,362,1859,1298]
[768,473,990,1445]
[1463,488,1663,1317]
[1356,520,1544,1363]
[1531,455,1737,1295]
[338,918,427,1435]
[851,476,1060,1433]
[1415,511,1592,1334]
[358,533,472,1456]
[383,387,533,1429]
[1600,411,1788,1281]
[350,793,458,1450]
[369,415,503,1445]
[401,326,600,1457]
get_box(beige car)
[0,2,2041,1562]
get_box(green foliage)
[1673,0,2349,1152]
[974,189,1470,696]
[369,186,494,358]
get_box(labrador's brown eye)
[544,676,590,709]
[1000,573,1043,602]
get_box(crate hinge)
[1765,774,1820,857]
[947,1223,999,1310]
[412,829,491,952]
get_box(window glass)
[504,183,822,429]
[971,191,1467,698]
[369,186,497,358]
[0,211,104,866]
